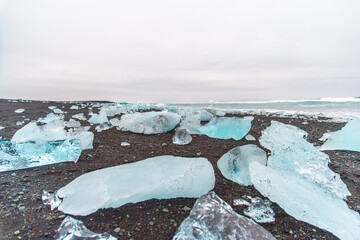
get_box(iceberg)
[259,121,350,199]
[172,129,192,145]
[319,118,360,152]
[119,111,180,134]
[243,197,275,223]
[0,139,81,172]
[55,216,116,240]
[15,108,25,113]
[173,192,276,240]
[45,156,215,216]
[250,162,360,240]
[217,145,267,186]
[198,117,253,140]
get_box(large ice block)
[47,156,215,216]
[89,110,108,124]
[173,191,276,240]
[198,117,253,140]
[217,144,267,186]
[259,121,350,199]
[119,111,181,134]
[320,118,360,152]
[250,162,360,240]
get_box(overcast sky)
[0,0,359,103]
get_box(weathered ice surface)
[259,121,350,199]
[178,115,203,134]
[198,117,253,140]
[119,111,181,134]
[42,190,61,210]
[47,156,215,216]
[250,162,360,240]
[243,197,275,223]
[320,118,360,152]
[217,145,267,186]
[55,216,116,240]
[172,129,192,145]
[173,192,276,240]
[0,139,81,172]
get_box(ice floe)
[172,129,192,145]
[173,192,275,240]
[55,216,116,240]
[319,118,360,152]
[217,145,267,186]
[44,156,215,216]
[119,111,181,134]
[198,117,253,140]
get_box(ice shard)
[119,111,181,134]
[173,192,276,240]
[0,139,81,172]
[46,156,215,216]
[198,117,253,140]
[250,162,360,240]
[55,216,116,240]
[259,121,350,199]
[243,197,275,223]
[172,129,192,145]
[217,145,267,186]
[320,118,360,152]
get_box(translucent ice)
[72,113,87,121]
[42,190,61,210]
[73,132,94,150]
[198,117,253,140]
[38,113,63,124]
[15,108,25,113]
[178,115,202,134]
[70,105,79,110]
[243,197,275,223]
[89,111,108,124]
[320,118,360,152]
[47,156,215,216]
[55,216,116,240]
[95,123,112,132]
[199,110,213,122]
[245,134,256,141]
[119,112,181,134]
[0,139,81,172]
[250,162,360,240]
[65,119,81,128]
[233,198,250,206]
[173,129,192,145]
[259,121,350,199]
[173,192,276,240]
[217,145,267,186]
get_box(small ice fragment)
[319,118,360,152]
[95,123,112,132]
[198,117,253,140]
[119,111,181,134]
[73,132,94,150]
[15,108,25,113]
[243,197,275,223]
[217,144,267,186]
[302,121,309,124]
[16,121,25,126]
[233,198,250,206]
[49,156,214,216]
[0,126,4,131]
[38,113,63,123]
[172,129,192,145]
[245,135,256,141]
[72,113,87,121]
[178,115,202,134]
[70,105,79,110]
[89,111,108,124]
[55,216,116,240]
[109,118,121,127]
[66,119,81,128]
[121,142,130,146]
[42,190,61,210]
[215,110,226,116]
[173,192,276,240]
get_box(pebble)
[183,206,191,211]
[14,230,20,235]
[162,208,169,212]
[11,173,17,177]
[58,215,66,219]
[149,221,154,226]
[114,227,121,233]
[161,143,167,147]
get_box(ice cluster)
[217,145,267,186]
[45,156,215,216]
[173,192,275,240]
[119,111,181,134]
[320,118,360,152]
[198,117,253,140]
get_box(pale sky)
[0,0,359,102]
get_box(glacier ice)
[72,113,87,121]
[46,156,215,216]
[65,119,81,128]
[250,162,360,240]
[319,118,360,152]
[95,123,112,132]
[245,134,256,141]
[217,145,267,186]
[38,113,63,124]
[89,111,108,124]
[0,139,81,172]
[259,121,350,199]
[70,105,79,110]
[173,129,192,145]
[243,197,275,223]
[198,117,253,140]
[233,198,250,206]
[173,191,276,240]
[55,216,116,240]
[178,115,202,134]
[42,190,61,210]
[119,111,181,134]
[121,142,130,146]
[15,108,25,113]
[72,132,94,150]
[109,118,121,127]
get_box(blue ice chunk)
[320,118,360,152]
[198,117,253,140]
[0,139,81,172]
